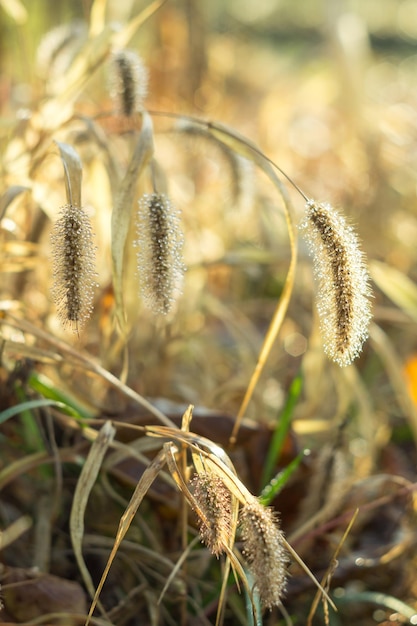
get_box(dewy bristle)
[135,193,185,315]
[50,204,97,332]
[300,200,372,366]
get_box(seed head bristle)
[135,192,185,315]
[190,471,232,557]
[50,204,97,332]
[110,49,148,117]
[240,499,288,609]
[299,200,372,366]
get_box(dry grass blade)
[112,0,168,49]
[55,141,82,208]
[111,111,154,336]
[86,448,167,625]
[144,425,252,502]
[70,421,115,615]
[370,322,417,445]
[202,122,297,444]
[157,535,200,605]
[370,260,417,323]
[46,25,114,117]
[89,0,106,37]
[282,538,337,611]
[2,313,176,427]
[1,516,32,550]
[0,185,28,220]
[306,509,358,626]
[114,110,298,427]
[0,0,27,22]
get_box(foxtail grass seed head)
[299,200,372,367]
[135,193,185,315]
[190,472,232,557]
[240,499,288,609]
[110,49,148,116]
[50,204,97,332]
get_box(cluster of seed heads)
[299,200,372,366]
[50,204,97,332]
[191,472,288,609]
[110,49,148,117]
[135,192,185,315]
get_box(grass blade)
[260,451,305,506]
[0,398,81,424]
[70,421,115,615]
[55,141,82,208]
[261,371,303,488]
[86,447,166,625]
[111,111,154,336]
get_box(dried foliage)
[0,1,417,626]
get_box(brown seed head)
[50,204,97,332]
[110,49,148,117]
[190,472,232,557]
[299,200,372,366]
[135,193,185,315]
[240,499,288,609]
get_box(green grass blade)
[261,371,302,488]
[260,451,305,506]
[28,372,95,419]
[0,398,76,424]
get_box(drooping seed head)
[110,49,148,117]
[299,200,372,366]
[190,471,233,558]
[240,499,288,609]
[135,193,185,315]
[50,204,97,332]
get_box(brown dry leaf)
[1,565,86,621]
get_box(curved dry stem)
[147,111,298,444]
[2,313,176,428]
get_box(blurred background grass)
[1,0,417,624]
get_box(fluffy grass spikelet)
[51,204,96,332]
[240,499,288,609]
[110,49,148,116]
[299,200,372,366]
[190,472,232,557]
[135,193,185,315]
